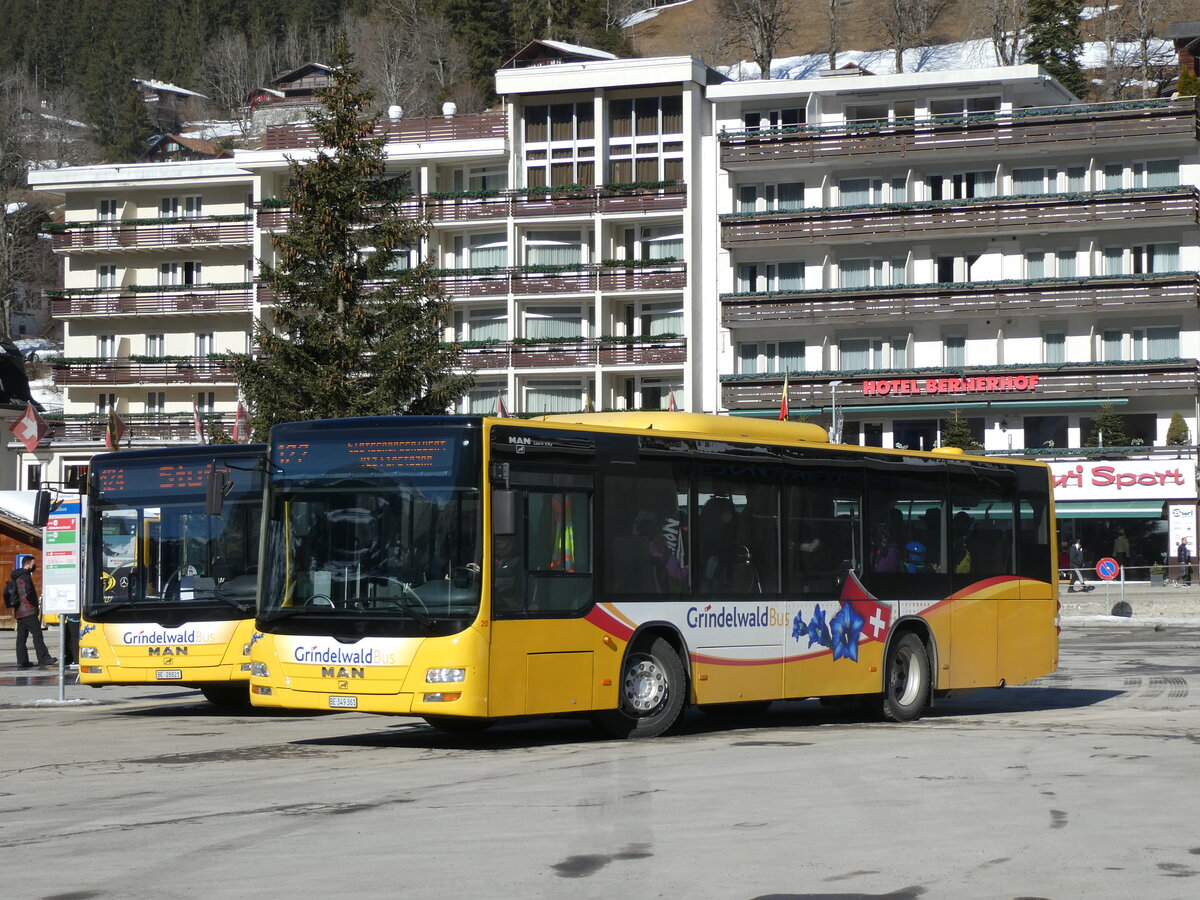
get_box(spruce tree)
[1085,404,1128,448]
[1167,412,1189,446]
[231,38,471,442]
[941,412,982,453]
[1024,0,1087,98]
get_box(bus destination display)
[275,437,457,477]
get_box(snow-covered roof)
[539,40,617,61]
[133,78,208,100]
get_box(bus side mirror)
[493,490,516,536]
[32,490,52,528]
[206,470,231,516]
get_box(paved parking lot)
[3,616,1199,899]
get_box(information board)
[42,497,84,615]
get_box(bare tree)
[198,32,271,139]
[718,0,794,79]
[1121,0,1180,98]
[828,0,855,70]
[875,0,953,73]
[977,0,1028,65]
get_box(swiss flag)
[232,402,251,443]
[9,403,47,453]
[667,391,678,412]
[495,392,509,418]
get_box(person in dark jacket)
[12,557,55,668]
[1067,539,1092,593]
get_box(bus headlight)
[81,647,99,659]
[251,662,270,678]
[426,668,465,684]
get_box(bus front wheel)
[596,636,686,739]
[876,633,930,722]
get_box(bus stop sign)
[1096,557,1120,581]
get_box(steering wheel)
[306,594,335,608]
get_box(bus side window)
[494,488,593,617]
[784,476,861,598]
[603,461,690,597]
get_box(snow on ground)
[621,0,695,29]
[184,120,246,141]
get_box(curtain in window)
[1056,251,1076,278]
[1026,252,1046,279]
[890,177,908,203]
[526,383,580,413]
[891,335,909,368]
[1044,333,1066,365]
[738,264,758,292]
[840,339,869,370]
[1067,167,1087,192]
[972,172,996,198]
[944,337,965,367]
[1150,243,1179,272]
[641,226,683,260]
[778,341,805,372]
[641,302,683,335]
[525,306,583,339]
[1103,330,1123,361]
[738,186,757,213]
[526,231,583,266]
[840,259,871,289]
[1013,168,1041,194]
[739,343,759,375]
[890,258,907,285]
[1147,159,1179,188]
[1103,247,1123,276]
[840,178,869,206]
[468,386,506,414]
[777,182,804,211]
[469,308,507,341]
[777,262,804,291]
[1147,326,1179,359]
[1104,165,1123,190]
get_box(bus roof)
[537,411,829,444]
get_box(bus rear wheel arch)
[876,631,931,722]
[595,634,687,739]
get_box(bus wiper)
[207,593,253,613]
[346,594,435,628]
[259,605,315,623]
[89,600,139,617]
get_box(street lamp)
[829,380,844,444]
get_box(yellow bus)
[249,413,1058,736]
[80,444,265,706]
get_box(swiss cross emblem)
[8,403,47,453]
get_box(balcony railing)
[721,359,1200,411]
[721,273,1200,327]
[49,284,255,318]
[28,414,237,444]
[438,262,687,298]
[255,183,686,228]
[54,358,238,386]
[48,216,253,252]
[459,337,687,370]
[262,111,507,150]
[719,97,1198,166]
[720,187,1200,246]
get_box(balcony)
[721,273,1200,327]
[262,111,507,150]
[721,359,1200,412]
[54,358,238,386]
[719,98,1198,167]
[30,413,237,444]
[49,284,255,318]
[437,262,687,298]
[255,183,686,228]
[48,216,253,252]
[720,187,1199,247]
[458,337,687,370]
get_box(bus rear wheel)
[596,636,687,739]
[200,684,251,708]
[876,633,930,722]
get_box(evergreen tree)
[231,37,471,441]
[1167,412,1189,446]
[1085,403,1128,448]
[941,412,982,453]
[1023,0,1087,98]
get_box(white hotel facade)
[26,43,1200,567]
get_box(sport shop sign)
[1048,460,1196,502]
[860,374,1041,397]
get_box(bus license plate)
[155,670,183,680]
[329,696,357,709]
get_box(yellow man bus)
[249,413,1058,736]
[80,444,265,706]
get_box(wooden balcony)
[721,188,1199,247]
[720,98,1199,167]
[721,359,1200,411]
[458,337,687,370]
[439,262,686,298]
[721,273,1200,327]
[262,111,507,150]
[54,358,237,386]
[50,285,255,318]
[32,414,237,444]
[49,218,253,252]
[256,184,686,227]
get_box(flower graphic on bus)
[794,603,831,650]
[830,602,866,662]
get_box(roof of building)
[501,39,619,68]
[270,62,336,86]
[143,134,232,160]
[133,78,208,100]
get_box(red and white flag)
[496,392,509,418]
[778,374,790,421]
[8,403,47,453]
[104,409,126,451]
[192,401,208,445]
[232,402,251,443]
[667,391,678,412]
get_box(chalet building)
[26,42,1200,568]
[142,134,232,163]
[133,79,208,135]
[247,63,337,137]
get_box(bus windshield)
[87,452,263,620]
[258,421,482,638]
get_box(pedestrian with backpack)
[9,556,55,669]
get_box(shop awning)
[1055,500,1166,519]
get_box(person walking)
[1176,536,1192,587]
[1067,538,1092,592]
[1112,529,1130,568]
[11,556,55,669]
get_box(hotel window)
[743,107,804,130]
[98,199,118,221]
[146,391,166,413]
[838,177,906,206]
[1025,250,1076,279]
[944,335,966,367]
[455,306,507,342]
[623,299,683,337]
[97,264,117,289]
[450,165,509,192]
[620,224,683,261]
[195,332,214,356]
[738,340,805,374]
[928,170,995,200]
[928,96,1000,119]
[1103,243,1180,275]
[738,262,805,293]
[160,196,180,217]
[1104,160,1180,190]
[839,337,907,371]
[1012,167,1062,195]
[183,195,203,217]
[526,379,588,414]
[1044,332,1066,365]
[196,391,215,413]
[736,182,804,213]
[25,463,42,491]
[839,258,906,289]
[622,376,681,411]
[145,334,164,356]
[453,232,507,270]
[607,95,684,183]
[97,335,116,358]
[524,229,590,267]
[64,464,89,490]
[160,261,201,286]
[523,101,595,188]
[464,383,508,415]
[96,393,116,414]
[1104,326,1180,361]
[523,304,590,340]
